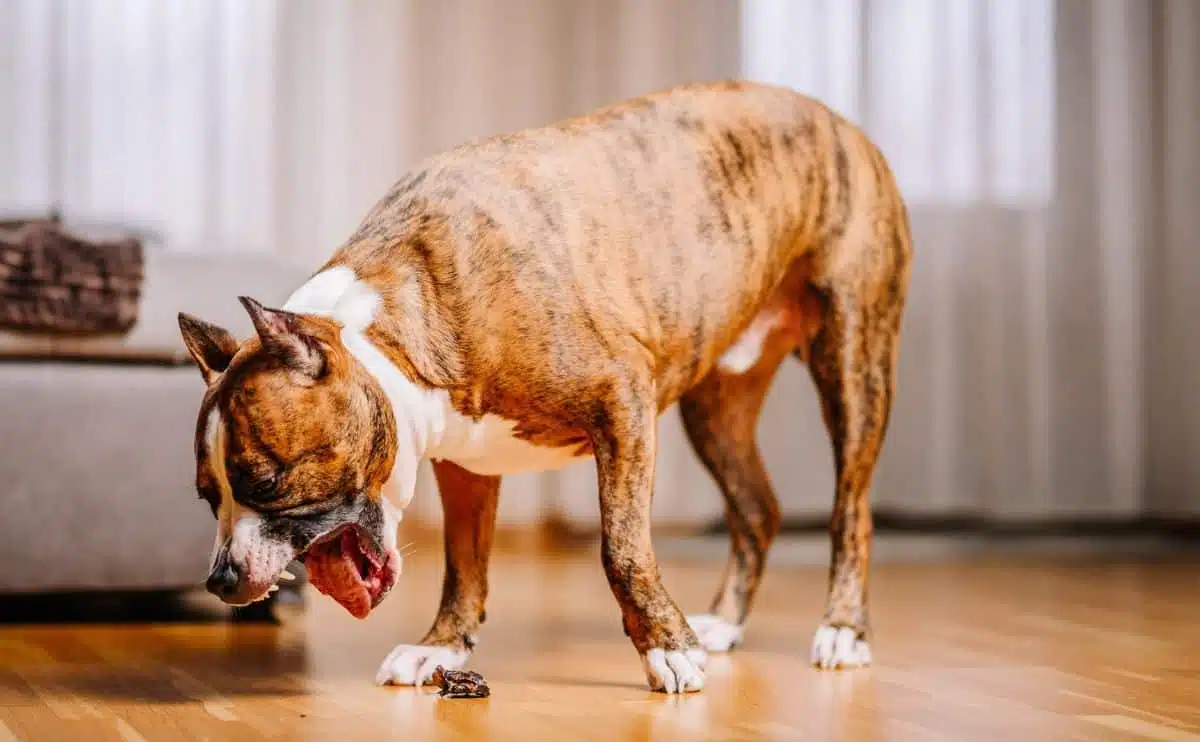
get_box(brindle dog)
[178,80,911,693]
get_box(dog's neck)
[282,265,446,510]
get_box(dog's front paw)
[810,624,871,669]
[375,643,471,686]
[640,647,707,693]
[686,613,744,653]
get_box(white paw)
[810,624,871,669]
[641,647,708,693]
[687,614,744,653]
[375,644,470,686]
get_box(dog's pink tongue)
[304,531,371,619]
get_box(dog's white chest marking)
[717,310,785,374]
[430,414,587,476]
[284,268,588,488]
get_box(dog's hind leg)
[376,461,499,687]
[806,230,909,670]
[679,334,791,653]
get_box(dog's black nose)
[206,562,241,599]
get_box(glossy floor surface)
[1,541,1198,741]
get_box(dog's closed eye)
[249,474,279,500]
[229,466,282,504]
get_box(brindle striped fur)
[180,80,912,684]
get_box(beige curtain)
[1147,0,1200,520]
[729,0,1200,527]
[2,0,1197,529]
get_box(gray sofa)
[0,244,310,597]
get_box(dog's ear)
[238,296,326,378]
[178,313,239,384]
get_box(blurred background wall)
[1,0,1197,532]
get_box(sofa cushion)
[0,250,312,363]
[0,363,216,591]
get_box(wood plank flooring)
[1,541,1198,741]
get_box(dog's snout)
[206,561,241,599]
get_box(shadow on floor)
[0,587,303,625]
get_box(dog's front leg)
[591,377,707,693]
[376,460,499,686]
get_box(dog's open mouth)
[301,526,399,619]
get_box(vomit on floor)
[432,666,490,699]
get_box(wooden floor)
[2,541,1199,741]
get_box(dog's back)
[327,80,908,412]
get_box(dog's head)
[178,296,402,618]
